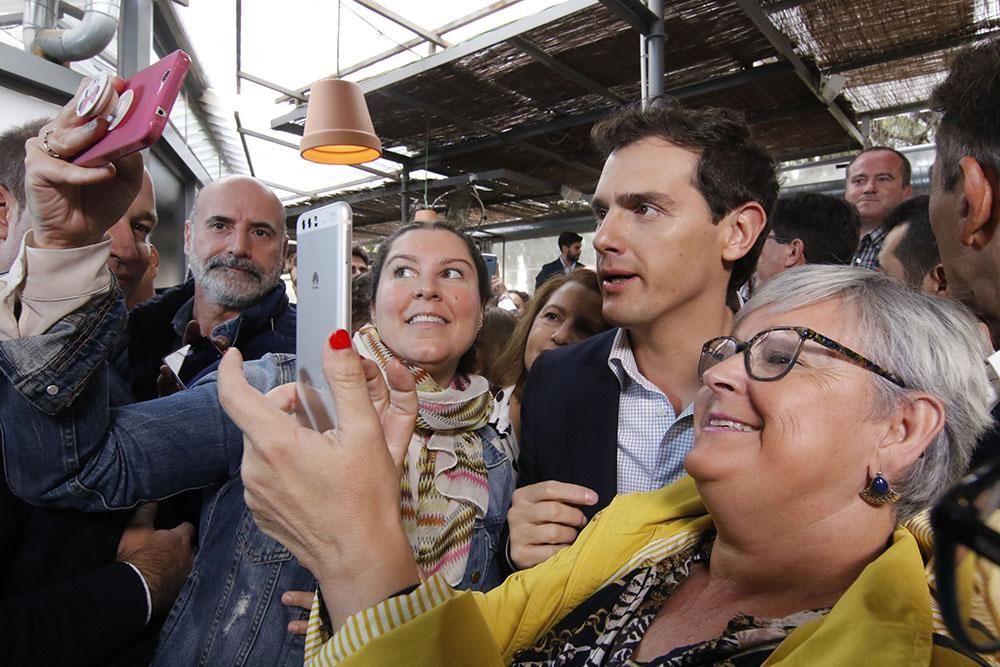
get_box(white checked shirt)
[607,328,696,494]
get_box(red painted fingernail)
[328,329,352,350]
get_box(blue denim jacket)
[0,289,514,665]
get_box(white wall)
[0,86,60,124]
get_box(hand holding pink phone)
[73,50,191,167]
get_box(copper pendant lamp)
[299,78,382,165]
[413,208,439,223]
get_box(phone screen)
[483,253,498,278]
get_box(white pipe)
[31,0,121,62]
[22,0,58,57]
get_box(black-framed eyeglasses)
[698,326,907,387]
[932,458,1000,654]
[766,233,792,244]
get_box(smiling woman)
[348,223,513,589]
[488,269,610,463]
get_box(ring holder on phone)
[106,89,134,131]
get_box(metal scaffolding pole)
[400,169,411,224]
[644,0,665,102]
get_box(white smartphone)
[295,202,352,432]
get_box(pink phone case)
[73,50,191,167]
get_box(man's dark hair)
[883,195,939,287]
[557,231,582,250]
[351,244,369,267]
[0,118,49,209]
[351,270,373,333]
[845,147,913,187]
[771,192,860,265]
[591,97,779,291]
[930,39,1000,192]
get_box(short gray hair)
[737,265,993,522]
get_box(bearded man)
[115,176,294,400]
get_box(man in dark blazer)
[507,99,778,570]
[534,231,584,289]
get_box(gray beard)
[189,253,281,310]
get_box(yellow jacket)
[307,477,992,666]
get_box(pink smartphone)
[73,50,191,167]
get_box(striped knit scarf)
[355,326,492,586]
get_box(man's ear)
[720,202,767,263]
[787,238,807,268]
[924,263,948,296]
[183,220,193,255]
[957,156,997,250]
[0,185,14,241]
[873,393,945,478]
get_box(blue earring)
[859,472,901,506]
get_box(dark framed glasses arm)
[796,327,906,387]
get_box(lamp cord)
[336,0,342,77]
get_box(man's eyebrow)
[591,191,675,211]
[617,191,675,210]
[203,215,234,225]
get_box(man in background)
[877,195,946,295]
[535,230,584,288]
[844,146,913,270]
[753,191,860,288]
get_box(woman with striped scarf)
[348,222,514,592]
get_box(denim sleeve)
[0,286,127,415]
[0,319,295,511]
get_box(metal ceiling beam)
[237,127,401,180]
[352,0,450,48]
[271,0,598,131]
[239,70,307,102]
[423,106,615,166]
[276,0,522,103]
[597,0,657,34]
[375,89,602,176]
[284,168,561,219]
[467,211,596,241]
[824,28,1000,74]
[761,0,813,11]
[735,0,864,146]
[234,112,256,177]
[507,36,626,104]
[667,60,792,97]
[862,100,933,118]
[259,179,311,197]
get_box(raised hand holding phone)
[24,52,189,251]
[73,50,191,167]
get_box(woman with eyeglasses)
[221,264,998,665]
